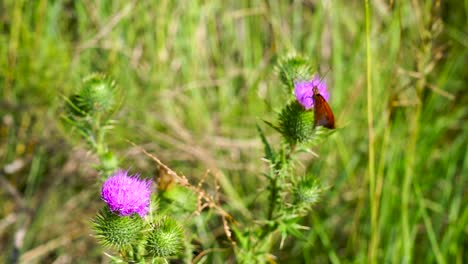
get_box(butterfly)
[312,85,335,129]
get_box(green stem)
[267,176,278,221]
[267,143,294,221]
[259,143,296,247]
[364,1,377,263]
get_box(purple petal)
[294,81,315,110]
[101,169,153,217]
[294,75,330,109]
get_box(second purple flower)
[101,169,153,217]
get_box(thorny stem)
[267,176,278,221]
[267,143,295,220]
[261,143,296,243]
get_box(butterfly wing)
[313,93,335,129]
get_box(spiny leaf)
[256,123,275,162]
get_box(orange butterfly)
[312,85,335,129]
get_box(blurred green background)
[0,0,466,263]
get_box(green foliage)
[92,208,145,250]
[99,152,119,173]
[256,124,275,162]
[145,216,184,258]
[159,185,198,216]
[65,94,92,117]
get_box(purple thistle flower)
[101,170,153,217]
[294,75,330,110]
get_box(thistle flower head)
[294,75,330,110]
[102,170,153,217]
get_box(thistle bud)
[92,207,145,250]
[293,177,321,205]
[276,54,315,90]
[79,73,116,113]
[145,216,184,257]
[278,100,314,145]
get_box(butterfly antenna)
[312,67,332,95]
[316,67,331,86]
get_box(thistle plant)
[234,54,335,262]
[63,74,186,263]
[63,73,119,175]
[91,169,185,262]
